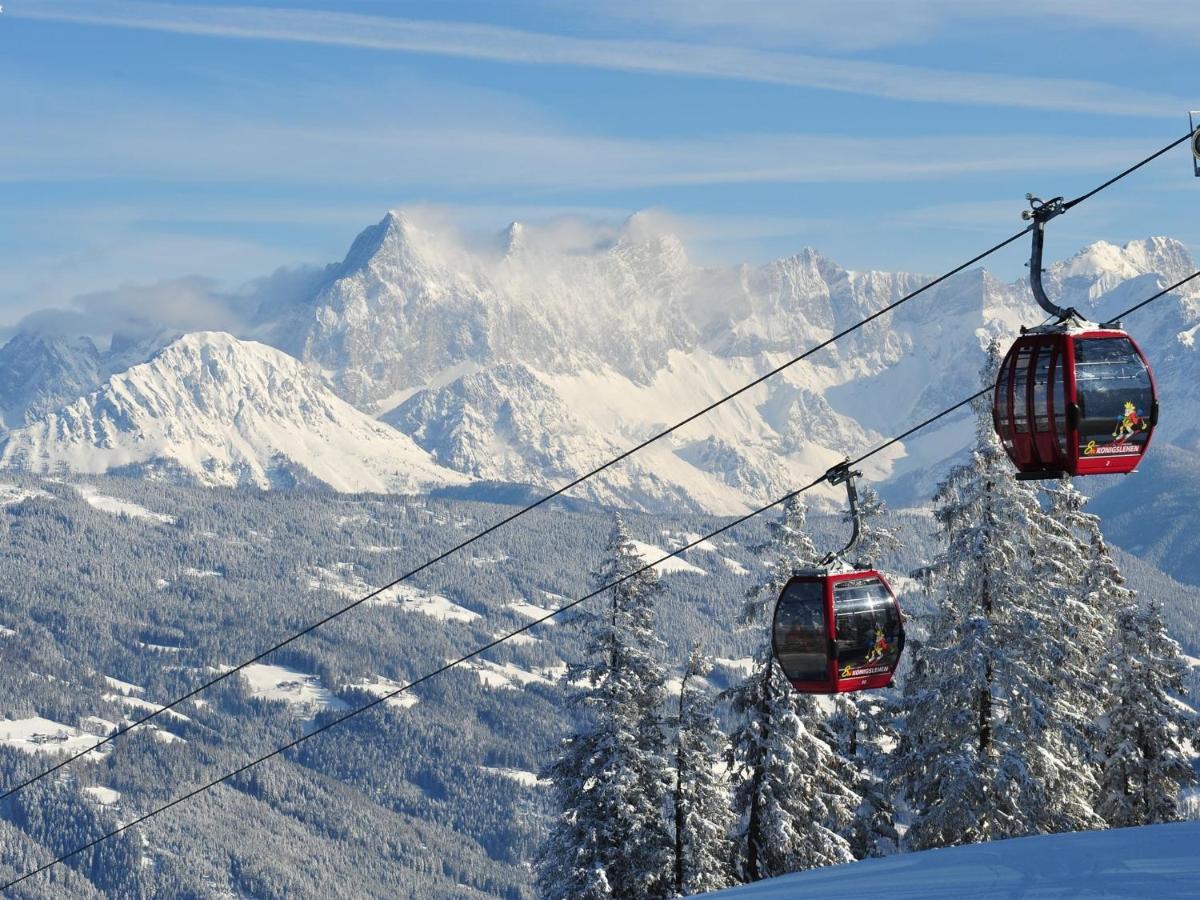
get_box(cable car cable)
[1061,131,1194,212]
[1,132,1192,810]
[0,377,999,894]
[1109,270,1200,320]
[9,269,1199,892]
[0,227,1033,803]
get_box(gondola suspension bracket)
[1021,194,1083,324]
[819,459,864,568]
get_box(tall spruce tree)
[1047,478,1199,826]
[669,646,735,896]
[847,485,901,566]
[727,496,859,882]
[538,514,672,900]
[893,346,1103,851]
[728,667,859,880]
[1097,600,1197,827]
[828,692,900,859]
[1037,478,1133,794]
[741,495,820,627]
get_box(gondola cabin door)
[772,570,904,694]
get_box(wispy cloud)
[0,76,1165,191]
[590,0,1200,51]
[9,1,1186,117]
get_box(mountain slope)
[0,332,468,493]
[277,212,1196,514]
[0,332,103,428]
[7,212,1195,515]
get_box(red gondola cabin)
[994,327,1157,478]
[772,569,905,694]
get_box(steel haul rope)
[6,268,1198,893]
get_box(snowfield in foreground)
[708,821,1200,899]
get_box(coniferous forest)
[1,366,1197,898]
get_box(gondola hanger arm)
[1021,194,1085,325]
[820,459,864,567]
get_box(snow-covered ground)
[495,631,540,646]
[103,675,145,695]
[480,766,545,788]
[344,676,419,710]
[102,692,192,724]
[0,717,102,757]
[505,597,558,622]
[0,482,50,506]
[182,567,222,579]
[370,583,481,623]
[708,821,1200,899]
[308,564,374,600]
[629,540,707,576]
[76,484,176,524]
[240,663,350,713]
[462,659,557,691]
[721,556,750,575]
[83,785,122,805]
[714,657,756,677]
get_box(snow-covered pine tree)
[893,344,1103,852]
[1097,599,1198,827]
[828,692,899,859]
[1039,479,1122,672]
[538,514,673,900]
[727,496,859,882]
[669,645,735,896]
[847,485,901,566]
[1036,478,1135,798]
[1047,477,1198,826]
[728,664,859,881]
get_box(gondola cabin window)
[833,577,902,678]
[1074,336,1154,460]
[773,579,828,683]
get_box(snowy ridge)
[3,210,1197,512]
[0,332,470,493]
[281,214,1200,512]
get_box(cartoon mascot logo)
[864,625,890,664]
[1112,401,1149,444]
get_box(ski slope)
[708,821,1200,899]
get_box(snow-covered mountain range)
[1,211,1197,510]
[0,332,466,493]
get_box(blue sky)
[2,0,1198,330]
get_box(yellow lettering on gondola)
[1084,441,1098,456]
[841,664,854,678]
